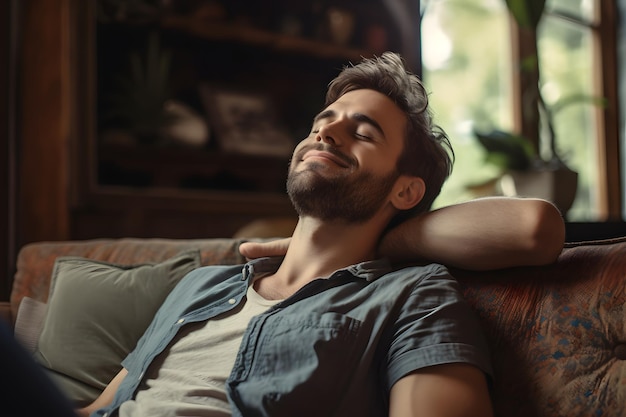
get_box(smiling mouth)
[301,150,352,168]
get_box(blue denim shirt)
[94,257,492,417]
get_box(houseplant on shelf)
[473,0,605,217]
[100,31,208,148]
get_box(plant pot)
[499,165,578,217]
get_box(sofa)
[2,236,626,416]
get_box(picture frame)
[200,84,295,157]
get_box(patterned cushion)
[453,237,626,417]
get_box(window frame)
[509,0,622,220]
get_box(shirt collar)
[242,256,393,283]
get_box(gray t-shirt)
[118,284,281,416]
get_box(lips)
[302,150,351,168]
[296,143,355,169]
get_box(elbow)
[523,199,566,265]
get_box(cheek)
[289,143,310,171]
[295,136,314,150]
[356,149,397,171]
[291,141,307,160]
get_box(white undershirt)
[119,284,280,417]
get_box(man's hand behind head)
[239,238,291,260]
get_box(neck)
[271,214,388,287]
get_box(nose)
[316,122,340,146]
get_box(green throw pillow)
[33,251,201,406]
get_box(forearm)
[379,197,565,270]
[76,368,128,417]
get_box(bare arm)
[389,364,493,417]
[76,368,128,417]
[239,197,565,270]
[379,197,565,270]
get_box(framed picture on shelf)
[200,85,294,158]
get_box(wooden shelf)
[161,16,373,61]
[98,144,289,193]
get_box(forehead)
[325,89,407,140]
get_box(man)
[80,52,564,417]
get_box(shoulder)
[151,263,248,322]
[383,263,492,391]
[381,262,458,290]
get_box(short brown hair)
[326,52,453,223]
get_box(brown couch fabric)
[11,238,247,322]
[9,236,626,417]
[452,237,626,416]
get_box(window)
[540,0,602,220]
[422,0,612,221]
[421,0,512,206]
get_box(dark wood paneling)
[18,0,73,245]
[0,0,13,300]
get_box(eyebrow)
[313,109,386,138]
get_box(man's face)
[287,89,408,223]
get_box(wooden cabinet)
[19,0,421,242]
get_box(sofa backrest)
[9,236,626,417]
[452,237,626,417]
[10,238,248,322]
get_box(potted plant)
[100,30,209,148]
[474,0,605,217]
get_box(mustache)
[293,143,357,168]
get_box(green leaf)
[504,0,546,29]
[101,30,172,134]
[474,129,536,171]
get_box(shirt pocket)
[229,312,365,417]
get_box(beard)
[286,147,399,223]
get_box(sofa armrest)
[0,301,12,328]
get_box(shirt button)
[176,318,185,324]
[228,298,237,305]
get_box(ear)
[390,176,426,210]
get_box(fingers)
[239,238,292,259]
